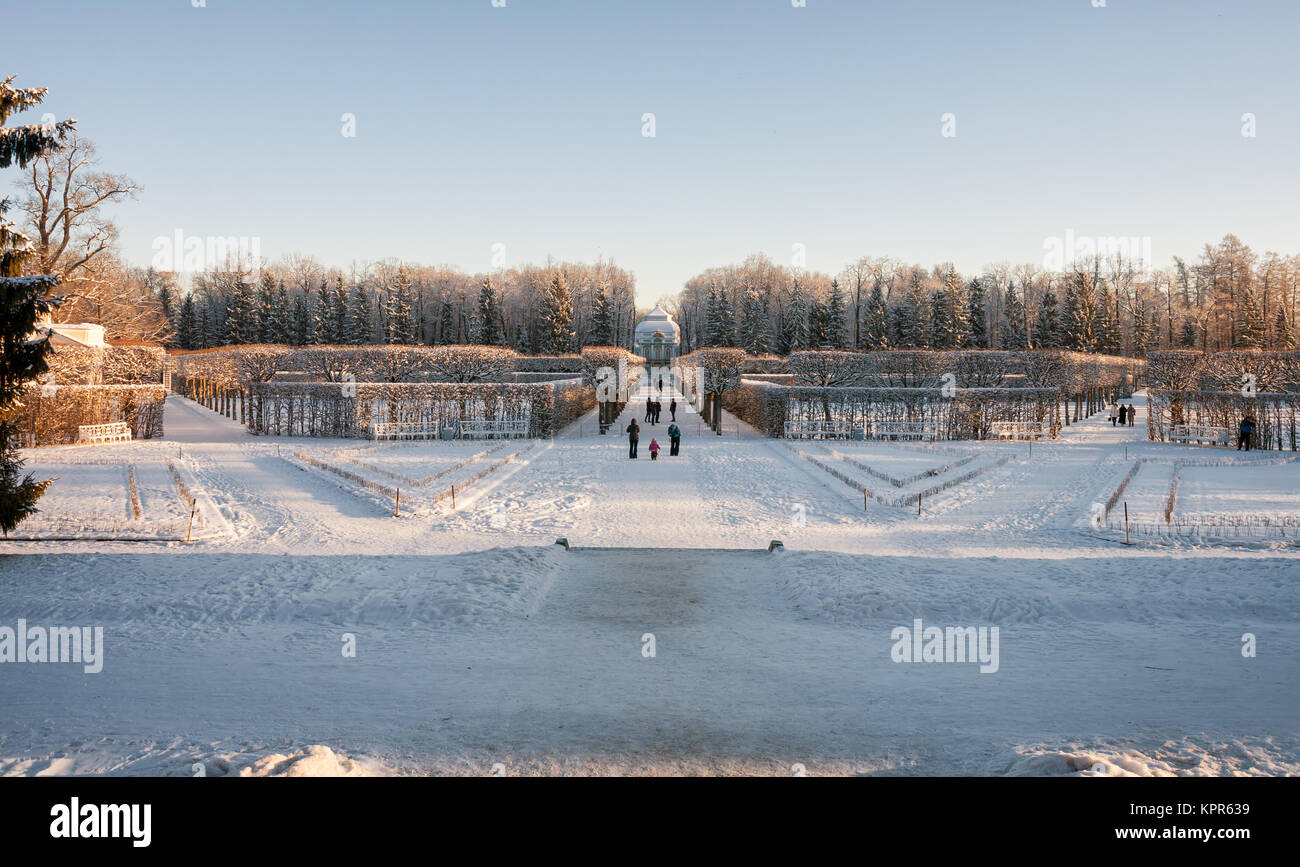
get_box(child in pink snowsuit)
[649,438,661,460]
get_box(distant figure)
[627,419,640,458]
[657,376,664,392]
[669,398,677,422]
[1109,403,1118,426]
[644,401,653,423]
[1117,405,1127,426]
[668,422,681,456]
[649,438,661,460]
[651,399,661,425]
[1128,404,1137,427]
[1237,414,1256,451]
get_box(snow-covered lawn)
[1,393,1296,776]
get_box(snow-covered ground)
[1,390,1296,776]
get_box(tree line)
[669,238,1299,358]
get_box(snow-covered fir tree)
[824,279,848,349]
[176,293,199,349]
[290,291,312,346]
[476,276,503,346]
[1033,289,1061,349]
[349,284,373,345]
[313,280,337,344]
[999,283,1029,349]
[436,297,457,345]
[225,273,258,344]
[966,278,988,348]
[589,281,615,346]
[860,280,890,350]
[1234,288,1267,348]
[1179,317,1199,348]
[385,268,418,345]
[740,287,770,354]
[538,271,577,353]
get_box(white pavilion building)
[633,305,680,365]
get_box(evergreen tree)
[538,271,577,353]
[704,284,730,347]
[1096,285,1122,354]
[290,292,312,346]
[1274,307,1294,350]
[1130,298,1152,358]
[330,275,349,342]
[999,284,1029,349]
[589,281,615,346]
[825,279,848,349]
[1033,289,1061,349]
[933,265,970,348]
[1234,288,1267,348]
[740,288,770,354]
[436,298,457,345]
[177,293,199,349]
[476,276,503,345]
[1179,317,1199,348]
[349,285,373,345]
[1059,284,1081,350]
[225,274,258,344]
[313,279,336,344]
[784,281,810,352]
[385,269,417,345]
[808,298,829,348]
[860,281,890,350]
[966,278,988,348]
[255,272,276,343]
[929,289,956,348]
[269,281,292,344]
[0,76,75,534]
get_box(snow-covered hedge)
[1146,349,1300,449]
[13,384,166,445]
[175,344,521,385]
[44,344,165,385]
[243,379,590,438]
[726,380,1062,440]
[513,355,583,373]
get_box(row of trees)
[162,256,635,354]
[672,241,1300,358]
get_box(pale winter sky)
[8,0,1299,304]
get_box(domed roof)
[634,305,680,342]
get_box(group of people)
[626,416,682,460]
[643,397,676,425]
[1109,403,1138,426]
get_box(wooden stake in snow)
[917,494,922,516]
[1124,501,1131,545]
[451,485,456,510]
[864,488,868,510]
[395,488,400,518]
[186,506,196,542]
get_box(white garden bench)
[370,421,442,441]
[459,419,528,440]
[1168,424,1233,446]
[990,421,1045,440]
[871,421,934,441]
[77,422,132,445]
[784,420,853,439]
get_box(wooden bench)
[784,420,854,440]
[1168,424,1233,446]
[371,422,442,441]
[77,422,133,445]
[870,421,934,441]
[459,419,529,440]
[990,421,1045,440]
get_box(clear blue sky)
[9,0,1298,303]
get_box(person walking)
[649,437,661,461]
[669,398,677,422]
[652,399,661,425]
[644,400,653,423]
[1117,404,1127,426]
[657,376,664,392]
[1237,414,1256,451]
[1109,403,1117,426]
[1127,403,1137,427]
[627,419,640,458]
[668,422,681,456]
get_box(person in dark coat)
[1118,405,1128,425]
[1127,404,1136,426]
[669,398,677,422]
[644,400,653,422]
[668,422,681,456]
[1238,414,1256,451]
[627,419,640,458]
